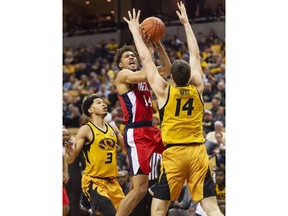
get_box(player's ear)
[88,107,93,115]
[118,62,123,69]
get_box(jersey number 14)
[175,98,194,116]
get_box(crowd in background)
[63,0,225,37]
[63,25,226,215]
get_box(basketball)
[140,17,165,43]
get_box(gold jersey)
[215,184,226,200]
[159,85,205,145]
[82,122,118,178]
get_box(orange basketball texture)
[140,17,165,42]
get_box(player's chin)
[128,64,137,71]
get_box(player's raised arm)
[123,9,168,100]
[176,1,204,94]
[154,40,171,78]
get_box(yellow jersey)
[82,122,118,178]
[159,85,205,145]
[215,184,225,200]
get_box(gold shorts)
[82,174,124,211]
[154,144,216,202]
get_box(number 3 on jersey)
[175,98,194,116]
[105,152,112,164]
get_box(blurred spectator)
[76,74,90,92]
[63,104,81,128]
[213,132,226,169]
[63,64,75,82]
[106,38,119,63]
[212,81,225,107]
[207,28,219,46]
[215,169,226,215]
[202,66,211,84]
[117,170,131,195]
[209,97,221,117]
[116,145,128,171]
[203,109,214,134]
[90,60,102,76]
[69,95,82,112]
[214,64,225,83]
[63,74,79,91]
[203,82,213,102]
[206,121,226,145]
[210,38,222,55]
[63,92,71,113]
[88,72,101,93]
[95,42,109,59]
[212,106,225,127]
[96,83,111,98]
[197,32,208,52]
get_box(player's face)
[120,51,138,71]
[90,98,108,116]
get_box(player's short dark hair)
[82,94,100,117]
[113,44,139,70]
[171,59,191,86]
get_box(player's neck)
[90,116,106,130]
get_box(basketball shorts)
[124,124,164,175]
[81,174,124,214]
[153,144,216,202]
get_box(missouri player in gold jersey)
[125,2,223,216]
[65,94,126,216]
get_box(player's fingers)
[128,10,132,19]
[133,8,136,18]
[123,17,129,23]
[136,10,141,21]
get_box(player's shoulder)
[77,124,91,135]
[118,69,133,76]
[115,69,132,83]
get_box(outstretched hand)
[123,8,141,33]
[64,141,75,158]
[176,1,189,25]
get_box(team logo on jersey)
[99,138,116,150]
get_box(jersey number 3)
[105,152,112,164]
[175,98,194,116]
